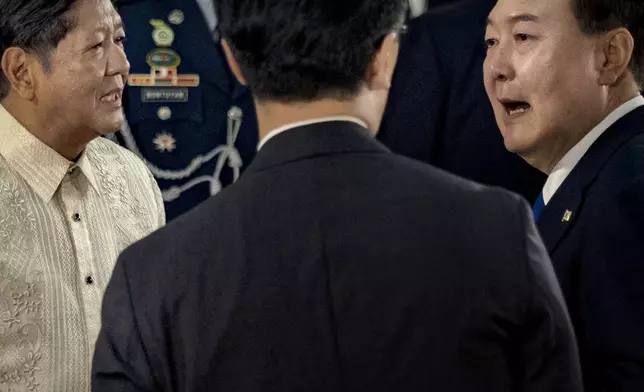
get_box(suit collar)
[538,105,644,252]
[258,116,368,150]
[244,121,389,175]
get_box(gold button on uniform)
[168,9,184,25]
[157,106,172,120]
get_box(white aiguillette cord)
[118,106,244,201]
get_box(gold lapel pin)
[562,210,573,222]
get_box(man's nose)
[107,43,130,78]
[484,42,515,83]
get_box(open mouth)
[100,90,122,103]
[501,99,531,116]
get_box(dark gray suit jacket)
[92,121,582,392]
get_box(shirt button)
[72,213,81,222]
[85,276,94,285]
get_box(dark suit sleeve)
[92,251,157,392]
[516,198,584,392]
[582,178,644,391]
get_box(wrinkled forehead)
[488,0,572,28]
[71,0,122,32]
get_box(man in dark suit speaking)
[92,0,582,391]
[485,0,644,390]
[379,0,545,204]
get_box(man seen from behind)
[93,0,582,391]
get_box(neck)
[531,85,641,174]
[2,97,92,161]
[254,98,374,143]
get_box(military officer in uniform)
[112,0,258,220]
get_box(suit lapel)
[537,171,583,252]
[537,105,644,253]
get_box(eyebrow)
[486,13,540,27]
[93,18,125,34]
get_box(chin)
[504,136,543,168]
[504,139,536,159]
[499,124,531,152]
[97,117,125,136]
[502,137,522,154]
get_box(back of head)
[216,0,407,103]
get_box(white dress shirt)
[543,95,644,204]
[0,105,165,392]
[258,116,369,150]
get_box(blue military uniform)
[113,0,258,220]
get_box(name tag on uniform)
[141,88,189,102]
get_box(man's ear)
[364,32,400,92]
[1,47,38,100]
[596,28,635,86]
[221,39,248,86]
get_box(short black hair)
[572,0,644,87]
[217,0,408,103]
[0,0,78,100]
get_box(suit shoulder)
[595,132,644,193]
[113,186,240,302]
[382,153,535,292]
[575,132,644,236]
[386,152,524,210]
[117,179,238,260]
[607,132,644,173]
